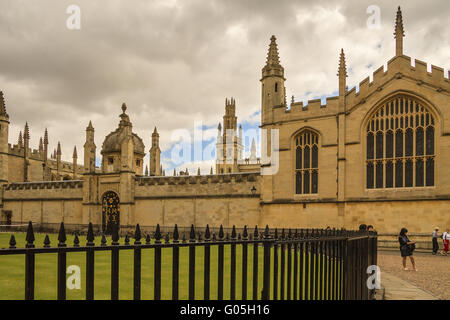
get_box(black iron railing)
[0,222,377,300]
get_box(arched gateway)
[102,191,120,234]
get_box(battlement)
[136,172,259,187]
[271,96,339,123]
[4,180,83,191]
[346,55,450,108]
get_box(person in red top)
[442,229,449,256]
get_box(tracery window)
[366,95,435,189]
[295,131,318,194]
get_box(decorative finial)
[338,48,347,78]
[0,91,8,117]
[73,146,77,158]
[121,103,127,114]
[152,126,159,136]
[394,6,405,56]
[250,138,256,161]
[57,141,61,155]
[145,165,149,176]
[210,166,213,175]
[266,35,281,66]
[44,128,48,145]
[24,122,30,140]
[18,131,23,148]
[87,121,94,131]
[39,137,43,151]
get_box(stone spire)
[84,121,96,173]
[39,137,43,152]
[18,131,23,148]
[72,146,78,178]
[197,167,200,175]
[210,166,213,175]
[43,128,49,165]
[265,35,281,67]
[24,122,30,141]
[250,138,257,162]
[150,126,161,176]
[173,168,176,176]
[56,142,62,180]
[44,128,49,145]
[23,123,30,182]
[145,165,148,176]
[0,91,8,118]
[338,49,348,112]
[394,6,405,56]
[87,120,94,131]
[338,48,347,96]
[261,35,285,126]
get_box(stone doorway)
[102,191,120,235]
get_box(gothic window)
[366,95,435,189]
[295,131,319,194]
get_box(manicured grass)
[0,233,342,300]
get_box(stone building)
[0,7,448,233]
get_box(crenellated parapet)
[271,96,339,124]
[345,55,450,110]
[271,55,449,125]
[136,172,259,187]
[4,180,83,190]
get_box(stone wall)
[2,180,83,224]
[133,173,261,227]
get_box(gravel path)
[378,251,450,300]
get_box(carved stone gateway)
[102,191,120,234]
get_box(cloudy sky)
[1,0,449,174]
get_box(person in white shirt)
[441,229,449,256]
[432,227,439,255]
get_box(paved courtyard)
[378,250,450,300]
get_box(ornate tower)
[84,121,96,173]
[261,35,286,126]
[56,142,62,180]
[216,98,243,174]
[394,6,405,56]
[0,92,9,184]
[23,123,30,182]
[149,127,161,176]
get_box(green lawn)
[0,233,342,300]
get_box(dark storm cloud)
[0,0,448,170]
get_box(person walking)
[442,229,449,256]
[399,228,417,271]
[432,227,439,255]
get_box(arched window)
[295,131,318,194]
[366,95,435,189]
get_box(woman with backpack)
[399,228,417,271]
